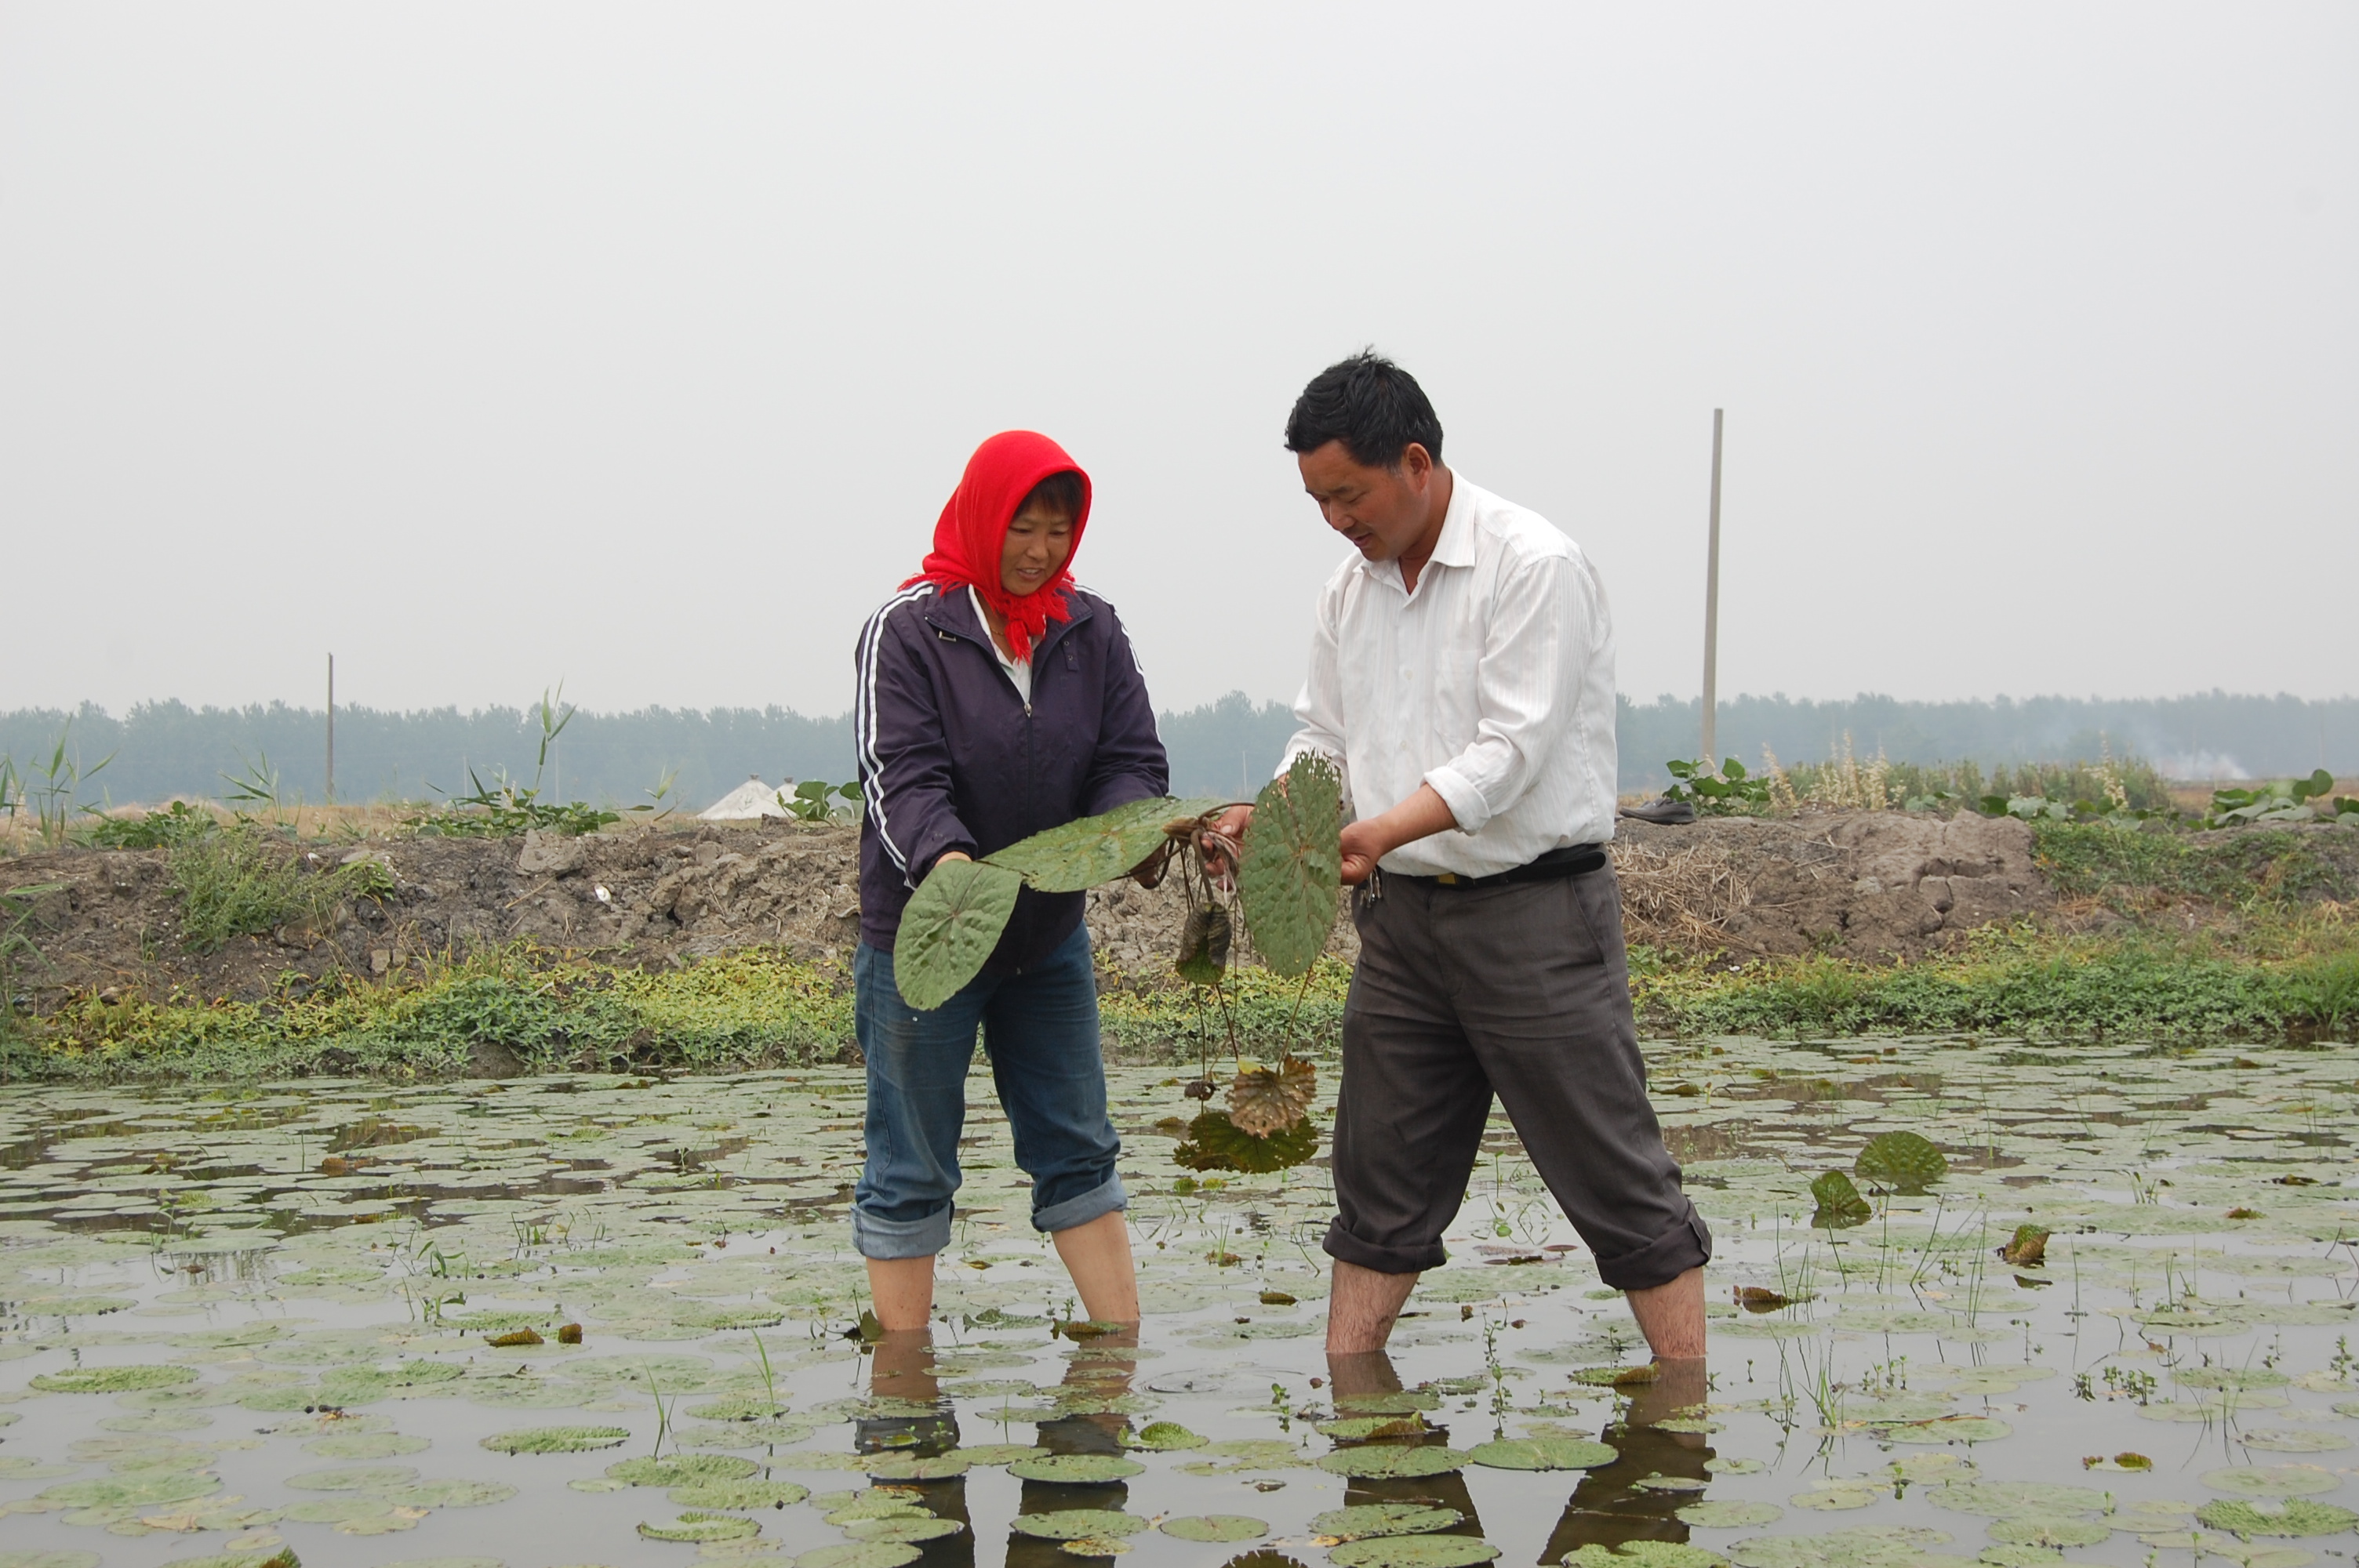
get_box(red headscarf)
[903,430,1092,661]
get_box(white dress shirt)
[1278,474,1619,878]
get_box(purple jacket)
[853,582,1169,970]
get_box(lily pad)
[1007,1454,1144,1484]
[668,1478,812,1508]
[2240,1430,2351,1453]
[1468,1436,1617,1471]
[1329,1540,1500,1568]
[1986,1519,2110,1548]
[606,1454,758,1486]
[1885,1417,2011,1444]
[946,1444,1043,1465]
[1681,1502,1788,1529]
[862,1453,972,1480]
[1310,1504,1465,1540]
[794,1548,922,1568]
[1567,1546,1730,1568]
[845,1517,963,1543]
[30,1364,198,1394]
[1925,1483,2108,1517]
[1129,1421,1207,1450]
[1792,1486,1883,1512]
[1317,1445,1470,1479]
[380,1479,517,1508]
[1009,1512,1149,1541]
[284,1463,420,1490]
[2201,1466,2341,1497]
[638,1511,759,1541]
[2194,1499,2359,1537]
[1161,1515,1268,1543]
[481,1425,631,1454]
[1728,1526,1955,1568]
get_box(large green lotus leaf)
[285,1463,420,1491]
[1160,1515,1267,1543]
[2194,1498,2359,1537]
[1810,1171,1873,1223]
[1854,1132,1947,1192]
[1311,1504,1464,1540]
[892,858,1023,1011]
[1986,1518,2110,1548]
[1316,1444,1470,1479]
[1172,1109,1318,1174]
[1329,1539,1499,1568]
[845,1518,962,1543]
[1467,1436,1617,1471]
[986,797,1227,893]
[1009,1512,1148,1541]
[1237,753,1341,976]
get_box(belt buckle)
[1434,873,1459,886]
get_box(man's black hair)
[1019,470,1086,521]
[1283,350,1444,469]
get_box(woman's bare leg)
[866,1255,936,1332]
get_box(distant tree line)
[2,690,2351,814]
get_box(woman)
[851,430,1165,1329]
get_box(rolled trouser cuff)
[1594,1203,1713,1291]
[1032,1173,1128,1235]
[1321,1219,1447,1276]
[852,1201,954,1261]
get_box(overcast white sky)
[3,4,2352,720]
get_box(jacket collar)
[920,582,1093,659]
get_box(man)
[1217,352,1709,1362]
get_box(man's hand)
[932,850,972,869]
[1199,804,1252,883]
[1338,783,1459,886]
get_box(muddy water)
[0,1034,2355,1568]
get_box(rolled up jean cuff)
[852,1200,954,1261]
[1032,1173,1128,1236]
[1594,1203,1714,1291]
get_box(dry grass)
[1612,838,1754,948]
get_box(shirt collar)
[1359,470,1475,591]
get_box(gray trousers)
[1324,865,1711,1290]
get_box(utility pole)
[1701,408,1725,764]
[325,654,336,804]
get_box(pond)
[1,1033,2355,1568]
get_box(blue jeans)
[851,922,1127,1261]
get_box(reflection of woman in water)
[859,1323,1145,1568]
[851,430,1165,1330]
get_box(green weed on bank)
[6,925,2353,1083]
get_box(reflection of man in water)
[1540,1361,1714,1562]
[860,1327,1144,1568]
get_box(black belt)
[1390,844,1607,891]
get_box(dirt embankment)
[0,809,2103,1011]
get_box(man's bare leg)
[1050,1210,1140,1323]
[1625,1265,1706,1361]
[1328,1260,1419,1354]
[866,1257,935,1333]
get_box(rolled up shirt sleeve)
[1422,550,1584,835]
